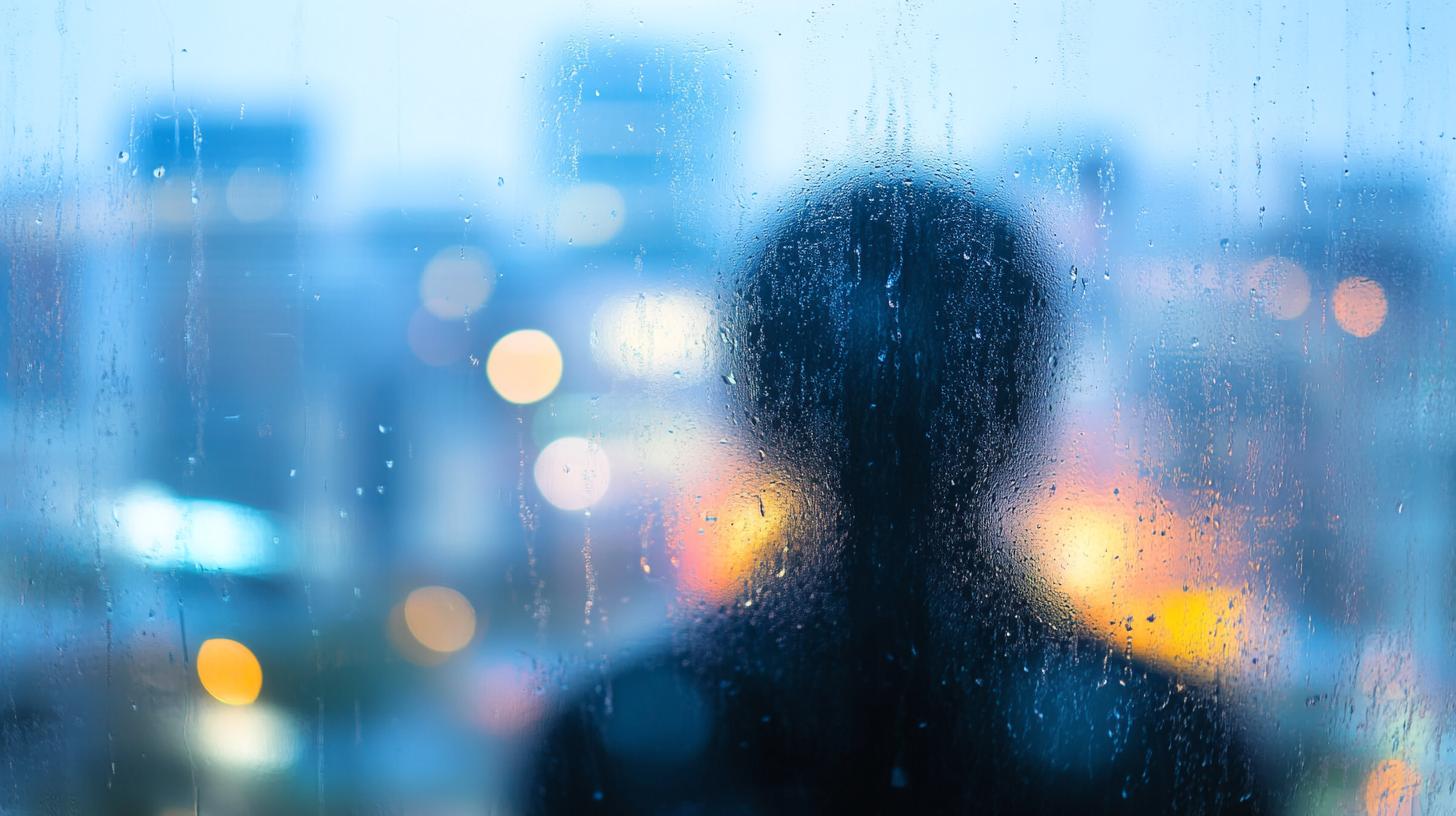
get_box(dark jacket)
[524,166,1268,815]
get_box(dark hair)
[734,166,1062,560]
[712,166,1065,796]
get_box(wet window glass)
[3,3,1452,814]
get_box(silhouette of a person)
[524,167,1268,814]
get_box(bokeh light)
[1333,275,1389,338]
[1023,477,1265,682]
[386,602,447,667]
[533,436,611,511]
[1120,587,1254,680]
[197,703,300,771]
[112,484,281,573]
[1027,480,1192,601]
[402,585,478,655]
[591,290,717,383]
[113,485,183,559]
[486,329,563,404]
[674,474,794,602]
[554,183,626,246]
[1365,758,1420,816]
[1246,256,1311,320]
[196,637,263,705]
[419,245,495,320]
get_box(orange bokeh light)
[673,476,795,603]
[196,638,263,705]
[1365,758,1420,816]
[1022,477,1260,681]
[403,585,478,654]
[1333,276,1388,338]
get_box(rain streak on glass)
[1,2,1453,814]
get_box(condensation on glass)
[0,2,1452,814]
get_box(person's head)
[734,165,1064,547]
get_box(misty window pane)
[2,3,1452,814]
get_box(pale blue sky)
[3,0,1450,223]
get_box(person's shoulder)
[520,636,1272,815]
[989,626,1271,813]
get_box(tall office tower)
[544,41,733,260]
[127,113,312,511]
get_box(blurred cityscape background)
[2,1,1456,813]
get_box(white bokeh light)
[591,290,716,384]
[533,436,612,511]
[112,484,279,573]
[197,703,301,771]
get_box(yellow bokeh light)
[196,637,263,705]
[1333,275,1388,338]
[1365,758,1420,816]
[1023,479,1261,682]
[1246,256,1311,320]
[487,329,563,404]
[403,585,478,654]
[1028,483,1192,603]
[1102,587,1252,681]
[1040,506,1140,598]
[674,476,794,602]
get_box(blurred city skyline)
[5,0,1454,228]
[0,3,1453,813]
